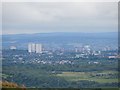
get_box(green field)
[56,71,118,83]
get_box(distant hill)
[2,32,118,50]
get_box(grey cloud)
[2,2,118,34]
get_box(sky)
[2,2,118,34]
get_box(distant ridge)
[2,32,118,36]
[2,32,117,50]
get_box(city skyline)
[28,43,42,53]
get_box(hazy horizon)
[2,31,118,35]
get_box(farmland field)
[56,71,118,83]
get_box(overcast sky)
[2,2,118,34]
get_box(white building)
[36,44,42,53]
[28,44,32,53]
[10,46,16,50]
[28,43,36,53]
[28,43,42,53]
[31,43,36,52]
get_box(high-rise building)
[28,43,42,53]
[28,43,36,53]
[28,43,32,53]
[35,44,42,53]
[31,43,36,52]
